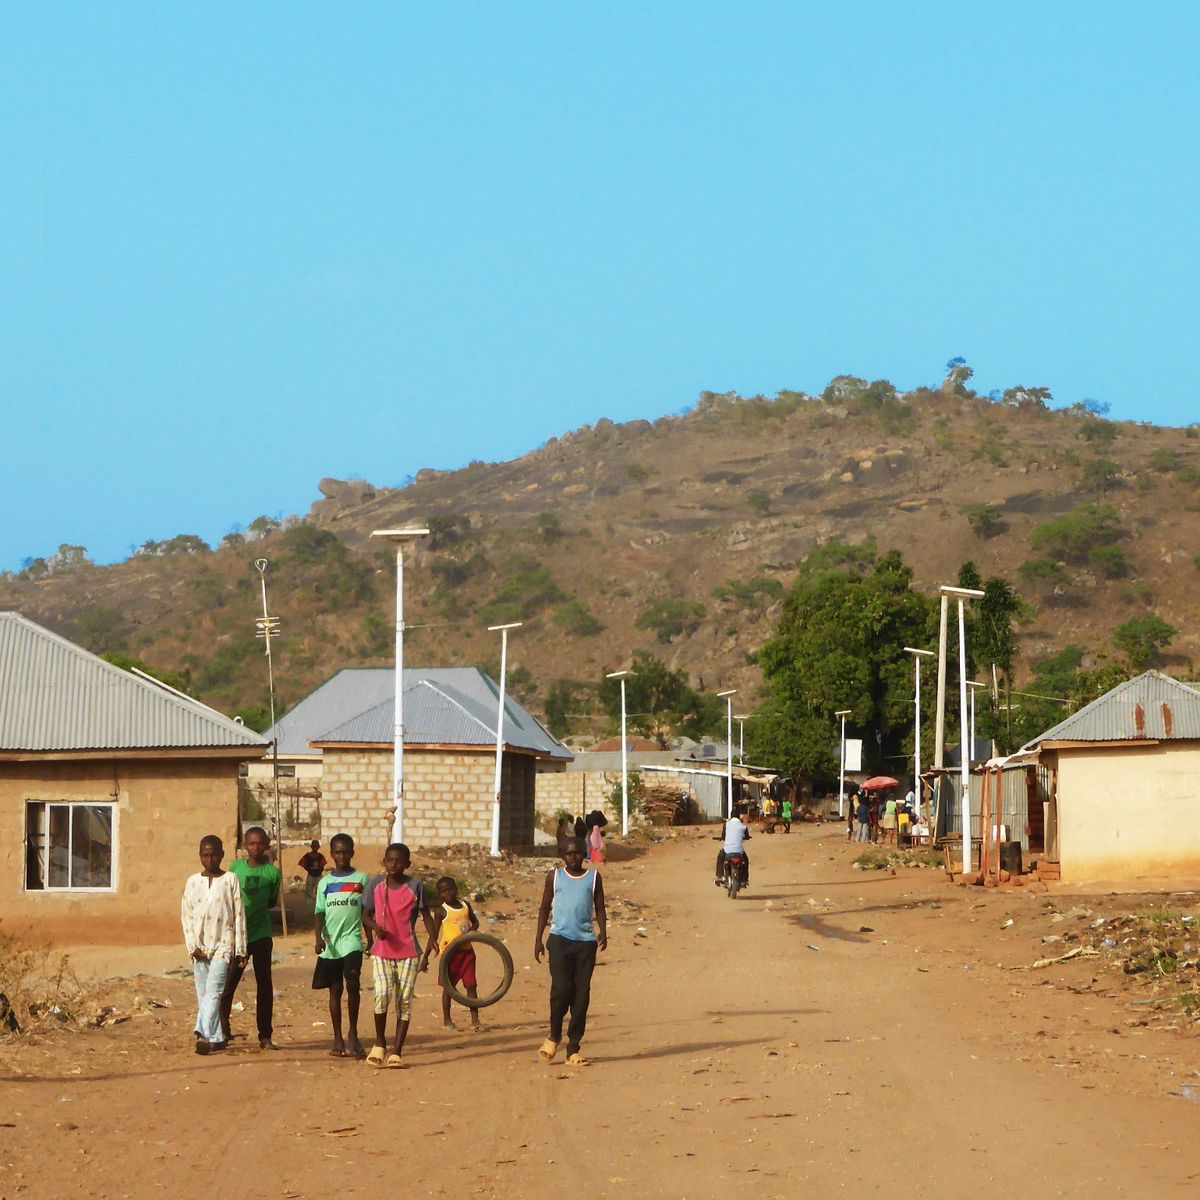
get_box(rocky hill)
[5,381,1198,737]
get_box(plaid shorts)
[371,955,420,1018]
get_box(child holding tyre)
[420,876,483,1031]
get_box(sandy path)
[2,827,1198,1199]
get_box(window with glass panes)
[24,802,116,891]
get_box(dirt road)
[3,827,1198,1199]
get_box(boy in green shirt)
[312,833,369,1058]
[220,826,282,1049]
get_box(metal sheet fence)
[934,765,1053,853]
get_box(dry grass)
[0,928,87,1037]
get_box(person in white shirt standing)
[714,808,751,889]
[181,835,247,1055]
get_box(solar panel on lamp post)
[606,670,633,836]
[488,622,522,858]
[938,585,985,874]
[717,690,736,818]
[370,529,430,844]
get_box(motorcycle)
[724,852,746,899]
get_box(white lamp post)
[717,690,737,818]
[370,528,430,844]
[606,670,632,836]
[487,621,522,858]
[903,648,934,820]
[967,680,987,764]
[734,714,749,765]
[835,709,852,818]
[938,585,985,874]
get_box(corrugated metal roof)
[306,668,572,760]
[270,668,394,756]
[1022,671,1200,747]
[0,612,266,752]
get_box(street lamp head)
[370,528,431,542]
[903,646,935,657]
[834,708,852,717]
[605,670,632,679]
[487,622,523,632]
[717,688,737,698]
[733,713,750,721]
[937,584,985,599]
[966,680,988,690]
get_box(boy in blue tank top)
[534,837,607,1065]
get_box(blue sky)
[4,2,1198,571]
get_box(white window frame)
[24,800,119,894]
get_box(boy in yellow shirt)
[420,876,482,1031]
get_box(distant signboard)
[845,738,862,772]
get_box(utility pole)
[253,558,286,937]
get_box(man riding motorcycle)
[714,807,750,889]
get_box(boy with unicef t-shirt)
[312,833,369,1059]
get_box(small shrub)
[1118,580,1155,606]
[1019,558,1067,584]
[537,512,564,543]
[1150,448,1180,473]
[625,463,652,483]
[1031,504,1122,562]
[713,575,784,609]
[747,489,771,515]
[965,504,1008,539]
[1088,544,1130,578]
[636,597,707,643]
[1078,422,1118,447]
[553,600,602,636]
[1080,458,1122,495]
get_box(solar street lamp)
[606,670,633,836]
[717,690,737,818]
[938,585,985,874]
[488,622,523,858]
[370,528,430,843]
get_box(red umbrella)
[861,776,900,791]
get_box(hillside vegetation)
[4,368,1198,748]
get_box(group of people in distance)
[847,786,919,845]
[180,827,607,1067]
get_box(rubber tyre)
[727,873,739,900]
[438,932,515,1010]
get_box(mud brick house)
[0,613,266,944]
[1018,671,1200,883]
[274,667,571,855]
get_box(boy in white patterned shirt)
[181,835,247,1055]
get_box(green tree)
[597,653,720,745]
[1113,615,1178,670]
[754,550,936,777]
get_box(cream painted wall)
[1,757,245,946]
[1056,742,1200,882]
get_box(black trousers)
[548,933,597,1054]
[220,936,273,1039]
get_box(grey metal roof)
[1022,671,1200,747]
[269,668,394,756]
[289,667,572,760]
[0,612,266,753]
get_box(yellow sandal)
[538,1038,560,1062]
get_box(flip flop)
[329,1047,348,1058]
[366,1045,386,1068]
[538,1038,559,1062]
[565,1052,590,1067]
[385,1053,405,1069]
